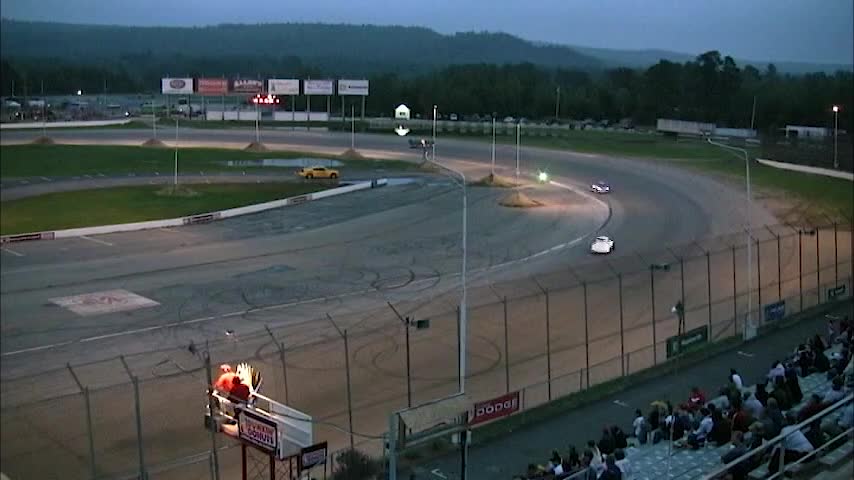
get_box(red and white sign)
[238,409,278,454]
[161,78,193,94]
[197,78,228,95]
[303,80,333,96]
[469,391,520,426]
[232,79,264,94]
[268,79,300,95]
[337,79,369,96]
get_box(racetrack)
[5,127,844,479]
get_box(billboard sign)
[666,326,709,358]
[763,300,786,322]
[232,79,264,94]
[196,78,228,95]
[303,80,334,96]
[268,79,300,96]
[469,391,520,426]
[337,79,369,96]
[238,409,278,454]
[161,78,193,94]
[299,442,328,470]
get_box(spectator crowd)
[512,314,853,480]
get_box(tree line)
[2,50,850,132]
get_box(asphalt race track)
[1,127,809,479]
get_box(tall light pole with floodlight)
[707,138,754,339]
[832,105,840,170]
[431,104,467,394]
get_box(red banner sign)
[470,391,520,425]
[197,78,228,95]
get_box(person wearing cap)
[213,364,237,394]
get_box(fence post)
[706,251,712,340]
[204,352,220,480]
[833,222,838,283]
[83,387,97,480]
[618,274,625,377]
[264,325,290,405]
[503,296,510,394]
[756,239,762,311]
[732,246,738,336]
[132,376,147,480]
[679,257,686,335]
[583,282,590,387]
[457,306,462,392]
[816,228,821,301]
[776,233,782,301]
[649,268,657,365]
[545,289,552,400]
[344,329,354,450]
[799,230,804,310]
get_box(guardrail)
[0,119,133,130]
[756,158,854,181]
[0,178,388,243]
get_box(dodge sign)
[470,391,520,426]
[161,77,193,94]
[268,79,300,95]
[303,79,334,95]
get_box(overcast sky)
[2,0,852,64]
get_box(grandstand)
[515,315,853,480]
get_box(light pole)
[555,86,560,121]
[430,104,467,393]
[432,104,438,163]
[491,114,496,176]
[832,105,840,169]
[351,104,356,151]
[174,117,179,187]
[515,122,521,179]
[708,138,755,339]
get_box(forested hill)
[0,19,603,74]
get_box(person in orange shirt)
[213,364,238,394]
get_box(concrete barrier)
[0,179,387,243]
[756,158,853,181]
[0,119,133,130]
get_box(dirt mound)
[141,138,167,148]
[473,173,518,188]
[155,185,200,197]
[499,191,543,208]
[340,148,365,160]
[30,136,55,145]
[244,141,269,152]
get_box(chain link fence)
[1,223,851,479]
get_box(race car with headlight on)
[590,236,615,254]
[590,181,611,194]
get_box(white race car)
[590,236,615,254]
[590,181,611,194]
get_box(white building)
[395,104,411,120]
[784,125,831,138]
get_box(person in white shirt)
[767,361,786,383]
[614,448,633,480]
[768,412,814,475]
[822,377,845,405]
[743,391,764,420]
[685,407,713,449]
[587,440,603,471]
[730,368,744,390]
[632,409,646,439]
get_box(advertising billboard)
[337,79,369,96]
[300,442,328,470]
[196,78,229,95]
[238,409,278,454]
[161,78,193,94]
[232,79,264,94]
[469,391,520,426]
[268,79,300,96]
[303,80,334,96]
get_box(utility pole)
[555,86,561,120]
[750,95,757,132]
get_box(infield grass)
[0,183,328,235]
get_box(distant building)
[784,125,831,138]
